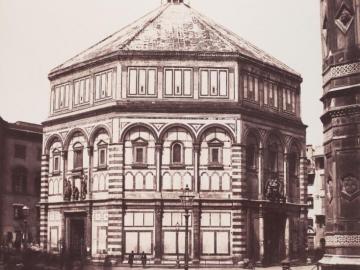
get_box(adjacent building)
[0,117,42,246]
[40,0,307,266]
[306,145,325,251]
[319,0,360,269]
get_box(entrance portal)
[69,218,85,258]
[263,212,286,265]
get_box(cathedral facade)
[40,0,307,266]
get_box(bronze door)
[69,219,85,258]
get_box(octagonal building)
[41,0,307,266]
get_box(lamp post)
[175,222,180,268]
[179,185,194,270]
[22,205,30,250]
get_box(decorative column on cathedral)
[319,1,360,269]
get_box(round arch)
[196,124,236,144]
[120,123,159,143]
[44,134,63,155]
[63,128,89,151]
[89,125,112,147]
[159,123,196,143]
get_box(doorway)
[263,212,286,265]
[68,218,85,258]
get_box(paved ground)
[82,265,318,270]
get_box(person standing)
[141,251,147,268]
[128,250,134,267]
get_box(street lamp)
[175,222,180,268]
[22,205,30,249]
[179,185,194,270]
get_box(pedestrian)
[141,251,147,268]
[128,250,134,267]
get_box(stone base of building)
[319,254,360,270]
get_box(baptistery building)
[40,0,307,266]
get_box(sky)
[0,0,323,145]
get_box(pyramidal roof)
[50,2,300,77]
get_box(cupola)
[167,0,183,4]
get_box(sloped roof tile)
[50,3,300,77]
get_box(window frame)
[97,141,108,169]
[199,68,229,99]
[128,67,158,97]
[72,143,84,171]
[163,67,193,98]
[94,69,114,101]
[132,138,148,168]
[170,141,184,167]
[201,230,230,256]
[207,139,224,169]
[96,226,108,254]
[52,149,61,175]
[73,76,91,107]
[12,168,27,194]
[53,83,70,112]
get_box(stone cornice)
[42,101,307,130]
[48,50,302,83]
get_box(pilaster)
[108,143,124,199]
[193,143,200,193]
[232,144,246,198]
[232,202,246,263]
[258,148,264,200]
[299,156,307,205]
[40,154,49,250]
[154,204,163,264]
[192,203,201,265]
[155,143,162,192]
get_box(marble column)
[257,206,265,265]
[285,216,290,259]
[258,148,264,200]
[193,143,200,193]
[283,152,289,202]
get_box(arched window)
[73,142,83,170]
[171,142,183,164]
[12,167,27,194]
[97,140,108,168]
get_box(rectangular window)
[98,147,107,167]
[54,83,70,110]
[164,68,193,97]
[165,70,173,95]
[274,85,278,107]
[74,77,91,106]
[125,212,154,227]
[200,68,228,97]
[254,77,259,101]
[184,70,191,96]
[135,147,144,163]
[14,144,26,159]
[129,69,137,95]
[95,69,114,100]
[54,155,60,172]
[148,69,156,95]
[128,67,157,96]
[200,70,209,96]
[125,231,153,254]
[210,70,218,95]
[139,69,146,95]
[73,148,83,169]
[219,71,227,96]
[175,70,182,96]
[50,226,59,251]
[163,231,189,255]
[97,226,107,253]
[201,231,229,255]
[201,212,231,227]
